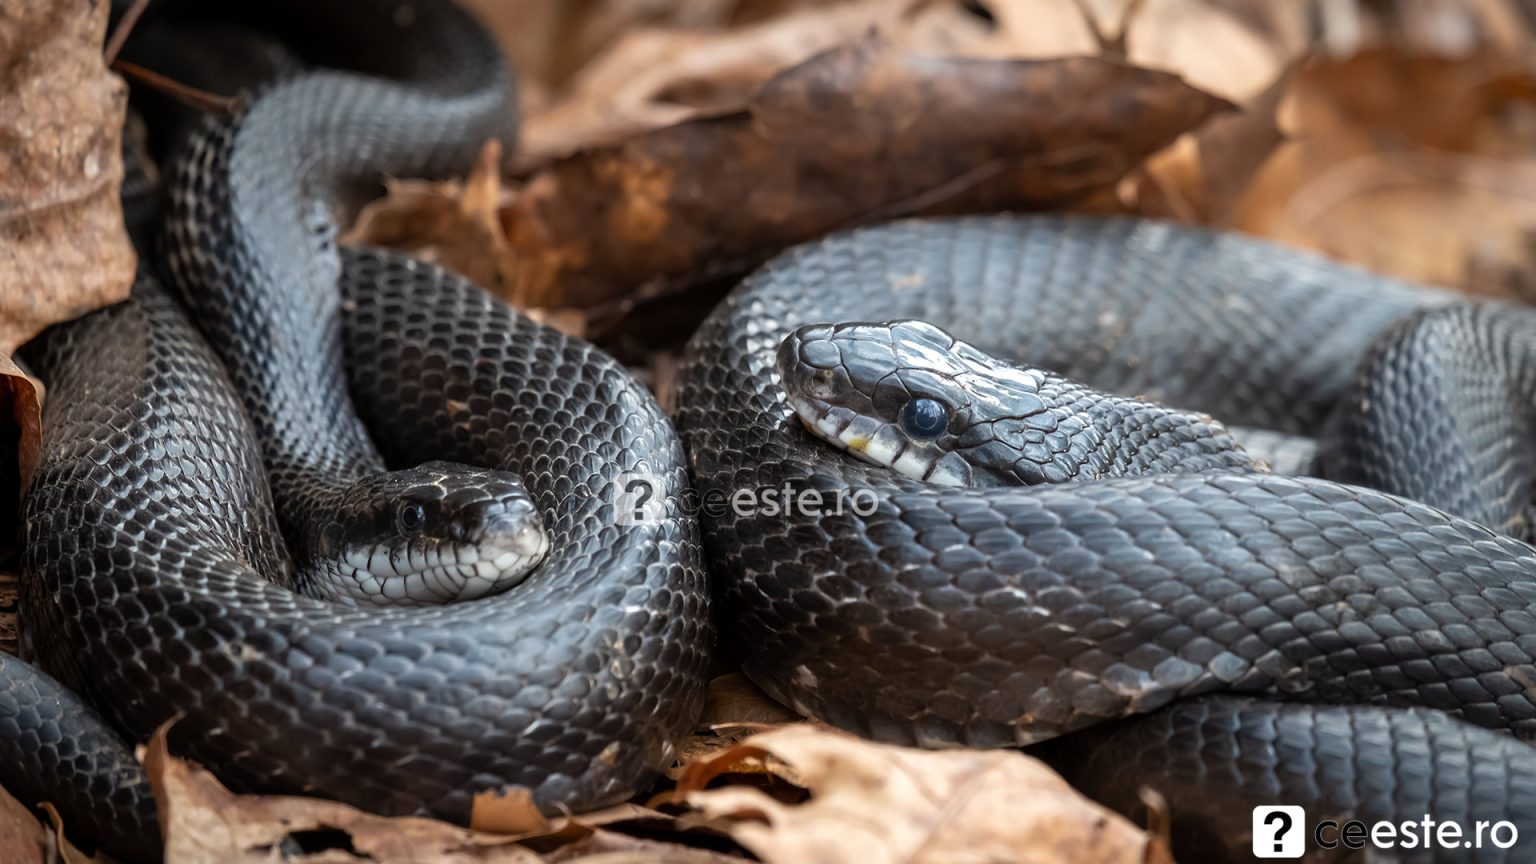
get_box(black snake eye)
[900,398,949,440]
[396,502,427,534]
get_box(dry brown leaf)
[1248,151,1536,291]
[0,0,135,355]
[39,802,113,864]
[470,799,732,860]
[471,788,550,836]
[669,674,803,777]
[354,36,1231,311]
[3,356,44,501]
[545,834,747,863]
[1135,58,1297,224]
[699,674,800,728]
[517,0,1295,168]
[518,0,928,164]
[146,724,736,864]
[1,355,43,565]
[0,781,49,864]
[1232,48,1536,292]
[345,141,519,298]
[142,723,548,863]
[0,568,18,658]
[681,725,1158,864]
[501,36,1229,308]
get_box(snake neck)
[158,2,517,598]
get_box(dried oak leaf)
[1232,48,1536,293]
[544,834,749,863]
[142,724,546,864]
[0,567,19,657]
[1134,58,1297,225]
[0,780,49,864]
[517,0,930,165]
[679,725,1161,864]
[470,796,741,862]
[504,36,1230,309]
[0,0,135,355]
[38,802,112,864]
[346,141,518,296]
[669,674,802,778]
[0,354,42,560]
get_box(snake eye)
[899,398,949,440]
[396,502,427,535]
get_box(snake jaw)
[785,389,974,486]
[332,526,549,606]
[313,462,551,606]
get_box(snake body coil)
[675,216,1536,860]
[6,2,1536,860]
[2,3,709,860]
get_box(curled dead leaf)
[471,787,550,836]
[142,722,545,863]
[512,0,1294,168]
[2,356,44,500]
[0,0,135,355]
[681,725,1160,864]
[1,355,43,563]
[669,674,803,778]
[516,0,929,164]
[345,141,520,300]
[1233,48,1536,292]
[39,802,111,864]
[1135,57,1298,225]
[0,568,18,657]
[0,780,49,864]
[501,36,1229,308]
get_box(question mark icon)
[616,473,660,526]
[1252,806,1303,858]
[1266,811,1290,853]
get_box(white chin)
[330,540,548,607]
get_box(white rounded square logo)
[613,471,665,526]
[1252,806,1306,858]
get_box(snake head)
[777,320,984,486]
[779,320,1254,489]
[317,461,549,606]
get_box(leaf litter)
[3,0,1536,862]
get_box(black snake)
[1,2,708,860]
[2,2,1536,862]
[673,217,1536,861]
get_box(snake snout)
[424,473,550,601]
[321,463,550,605]
[454,496,549,564]
[776,320,982,485]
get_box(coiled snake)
[674,217,1536,862]
[3,2,1536,862]
[1,2,709,860]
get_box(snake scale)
[2,2,710,860]
[673,218,1536,862]
[0,2,1534,862]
